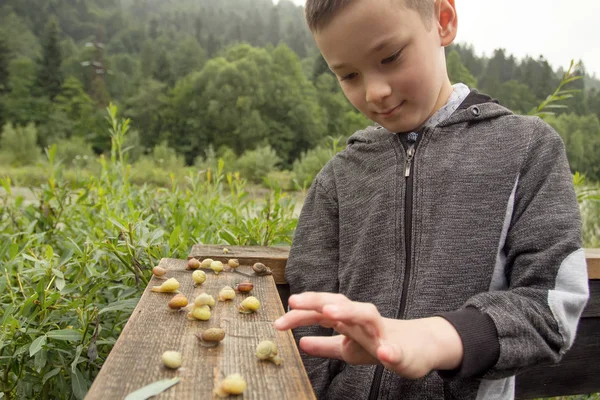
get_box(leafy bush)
[52,136,98,171]
[0,104,297,399]
[0,122,41,166]
[292,136,345,189]
[236,144,281,183]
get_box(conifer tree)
[36,16,63,100]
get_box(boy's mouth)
[376,101,405,119]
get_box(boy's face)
[314,0,457,133]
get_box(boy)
[273,0,590,399]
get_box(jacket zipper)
[367,136,417,400]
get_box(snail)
[152,266,167,277]
[194,293,216,308]
[200,258,213,269]
[238,296,260,314]
[186,258,201,270]
[255,340,282,365]
[213,374,246,398]
[223,248,229,254]
[189,304,211,321]
[161,351,182,369]
[218,286,236,301]
[192,270,207,285]
[151,277,180,293]
[168,294,188,310]
[227,259,240,269]
[210,261,224,275]
[235,282,254,293]
[252,262,272,276]
[196,328,225,347]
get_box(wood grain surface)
[188,245,291,284]
[86,257,315,400]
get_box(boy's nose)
[365,79,392,104]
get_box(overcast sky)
[281,0,600,78]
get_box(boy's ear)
[437,0,457,46]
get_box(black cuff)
[436,307,500,380]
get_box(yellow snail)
[228,259,240,269]
[255,340,282,365]
[210,261,224,275]
[161,351,182,369]
[218,286,236,301]
[189,305,211,321]
[194,293,216,308]
[213,374,246,398]
[151,277,179,293]
[200,258,213,269]
[238,296,260,314]
[192,270,206,285]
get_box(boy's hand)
[274,292,464,379]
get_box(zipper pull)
[404,144,415,177]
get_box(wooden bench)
[88,246,600,399]
[86,254,315,400]
[187,245,600,399]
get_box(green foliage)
[36,16,63,100]
[545,113,600,180]
[53,137,97,170]
[0,122,40,166]
[446,50,477,88]
[236,144,282,184]
[292,136,345,189]
[0,104,297,399]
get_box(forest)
[1,0,599,186]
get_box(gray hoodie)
[285,91,590,400]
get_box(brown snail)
[186,258,201,270]
[152,266,167,277]
[235,282,254,293]
[252,262,272,276]
[168,294,188,310]
[196,328,225,347]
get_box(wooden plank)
[582,279,600,318]
[585,248,600,279]
[188,246,600,283]
[188,245,291,285]
[87,258,315,400]
[515,316,600,399]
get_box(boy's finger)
[299,335,345,359]
[273,309,337,330]
[322,301,383,338]
[287,292,351,312]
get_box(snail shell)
[252,262,272,276]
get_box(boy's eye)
[381,50,401,64]
[340,72,358,81]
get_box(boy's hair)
[305,0,436,32]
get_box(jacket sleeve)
[442,117,589,379]
[285,171,340,398]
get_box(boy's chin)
[376,120,422,134]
